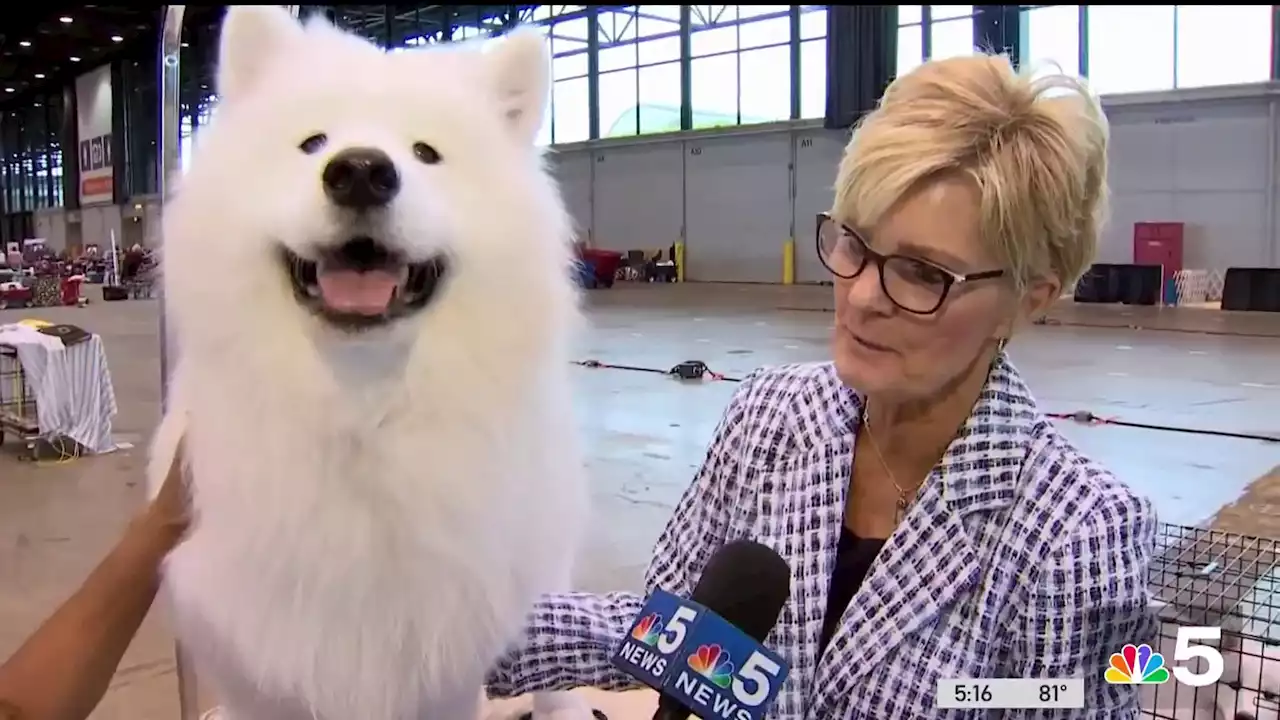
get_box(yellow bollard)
[782,238,796,285]
[674,241,685,283]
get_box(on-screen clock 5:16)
[953,682,992,704]
[936,678,1086,709]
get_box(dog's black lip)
[278,242,449,331]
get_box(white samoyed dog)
[147,6,591,719]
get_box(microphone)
[611,539,792,720]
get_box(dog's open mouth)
[281,237,449,330]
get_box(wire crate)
[1143,523,1280,719]
[0,344,39,451]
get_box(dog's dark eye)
[299,133,328,154]
[412,142,441,165]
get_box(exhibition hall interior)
[0,4,1278,719]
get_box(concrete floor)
[0,283,1278,719]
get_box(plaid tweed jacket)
[488,357,1159,718]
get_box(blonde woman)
[489,54,1156,718]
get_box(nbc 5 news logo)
[1105,627,1224,687]
[613,591,790,720]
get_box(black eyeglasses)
[816,212,1006,315]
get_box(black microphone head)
[687,539,792,642]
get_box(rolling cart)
[0,344,40,456]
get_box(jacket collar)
[795,354,1044,705]
[813,352,1040,517]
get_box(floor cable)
[572,359,1279,445]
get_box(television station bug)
[1142,524,1280,719]
[936,679,1085,710]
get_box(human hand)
[139,443,191,547]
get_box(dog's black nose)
[322,148,400,210]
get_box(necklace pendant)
[895,495,908,523]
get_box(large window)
[597,5,683,138]
[1022,5,1081,79]
[1175,5,1272,89]
[930,5,975,61]
[538,7,592,145]
[798,5,828,119]
[179,99,216,174]
[329,5,832,145]
[380,6,594,146]
[0,97,63,214]
[897,5,925,77]
[1028,4,1273,96]
[1087,5,1176,95]
[689,6,792,131]
[897,5,976,77]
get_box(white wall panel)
[1103,193,1177,264]
[540,84,1280,284]
[1103,88,1277,269]
[1107,123,1177,194]
[683,133,792,283]
[793,130,847,283]
[546,149,593,242]
[591,143,683,253]
[1174,114,1268,192]
[77,203,122,251]
[33,209,67,253]
[1176,192,1269,269]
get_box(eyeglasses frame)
[815,212,1006,315]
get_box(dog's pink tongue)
[316,270,398,315]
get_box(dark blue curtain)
[110,60,127,204]
[974,5,1022,65]
[60,84,79,210]
[824,5,898,130]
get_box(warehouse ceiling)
[0,5,545,111]
[1,7,163,105]
[176,5,541,116]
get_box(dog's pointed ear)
[485,29,551,145]
[217,6,303,103]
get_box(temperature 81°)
[1040,683,1069,703]
[937,678,1085,709]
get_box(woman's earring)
[997,337,1008,354]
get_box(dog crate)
[1143,524,1280,719]
[0,344,39,452]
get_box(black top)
[817,527,887,656]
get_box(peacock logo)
[1105,643,1169,684]
[687,644,734,688]
[630,613,662,646]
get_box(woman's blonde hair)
[834,54,1109,292]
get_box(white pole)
[156,8,299,719]
[158,5,184,404]
[107,229,118,286]
[155,10,192,715]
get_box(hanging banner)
[75,64,115,206]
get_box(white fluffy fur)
[1216,637,1280,720]
[148,7,587,719]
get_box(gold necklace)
[861,403,921,525]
